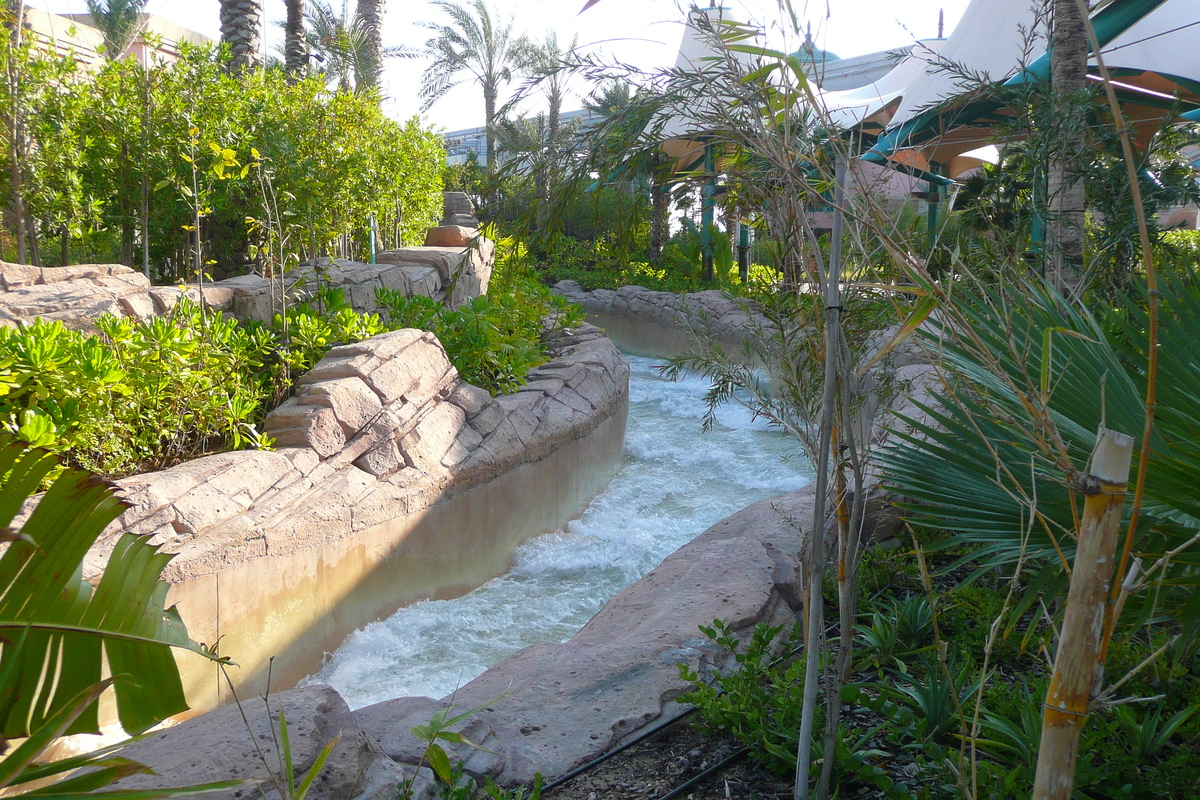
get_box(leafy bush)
[273,286,388,376]
[531,232,781,296]
[0,287,397,479]
[0,303,276,477]
[678,621,912,798]
[376,280,583,395]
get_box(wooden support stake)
[1032,427,1134,800]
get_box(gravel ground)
[544,720,792,800]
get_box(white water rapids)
[304,354,813,710]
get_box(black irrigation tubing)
[540,627,829,796]
[657,747,750,800]
[540,705,702,795]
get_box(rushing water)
[304,354,813,710]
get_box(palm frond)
[0,435,220,738]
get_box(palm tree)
[219,0,264,72]
[1046,0,1088,297]
[84,0,147,60]
[284,0,306,80]
[354,0,385,90]
[529,31,577,154]
[421,0,530,173]
[303,0,413,93]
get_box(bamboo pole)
[1032,427,1134,800]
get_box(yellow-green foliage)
[1,41,444,274]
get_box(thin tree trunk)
[1046,0,1088,298]
[1032,428,1134,800]
[26,214,38,265]
[650,180,668,259]
[284,0,306,82]
[6,0,28,263]
[484,88,497,174]
[141,67,152,280]
[796,156,847,800]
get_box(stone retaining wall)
[0,239,493,331]
[61,321,628,713]
[552,280,772,358]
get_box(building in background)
[24,8,211,69]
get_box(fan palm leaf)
[881,277,1200,635]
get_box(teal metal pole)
[369,214,378,264]
[1026,165,1046,276]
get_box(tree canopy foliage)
[0,41,444,278]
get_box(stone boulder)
[440,192,479,228]
[377,242,494,307]
[0,261,159,332]
[111,685,416,800]
[423,226,477,248]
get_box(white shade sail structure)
[859,0,1200,179]
[658,5,760,173]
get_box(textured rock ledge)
[81,321,628,585]
[0,239,492,331]
[552,279,772,351]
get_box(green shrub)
[530,231,781,297]
[376,279,584,395]
[0,302,276,477]
[0,286,397,479]
[678,621,912,798]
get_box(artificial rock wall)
[0,240,493,331]
[553,279,772,358]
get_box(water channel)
[305,354,813,710]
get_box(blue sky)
[39,0,968,131]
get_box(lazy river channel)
[304,354,814,709]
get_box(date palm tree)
[421,0,530,173]
[1046,0,1088,297]
[284,0,306,80]
[219,0,263,72]
[355,0,385,89]
[84,0,147,60]
[303,0,413,93]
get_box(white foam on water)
[303,354,813,709]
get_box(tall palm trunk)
[1046,0,1088,298]
[355,0,385,90]
[284,0,306,81]
[484,88,497,173]
[219,0,263,72]
[650,180,668,259]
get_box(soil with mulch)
[544,720,791,800]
